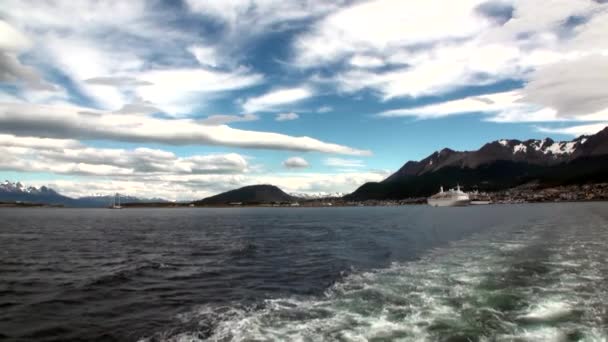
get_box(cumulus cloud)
[243,87,313,113]
[283,157,309,169]
[0,134,250,177]
[378,54,608,123]
[275,112,299,121]
[293,0,491,66]
[0,103,371,156]
[293,0,608,105]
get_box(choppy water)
[1,204,607,341]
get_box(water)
[1,204,607,341]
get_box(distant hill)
[346,126,608,201]
[0,181,167,207]
[193,184,298,205]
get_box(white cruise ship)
[427,185,470,207]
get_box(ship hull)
[427,198,471,207]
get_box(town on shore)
[122,183,608,208]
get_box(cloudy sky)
[1,0,607,200]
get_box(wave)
[143,221,608,342]
[84,261,171,288]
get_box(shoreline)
[3,183,607,209]
[2,199,608,209]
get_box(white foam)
[509,327,569,342]
[146,221,608,342]
[519,299,573,322]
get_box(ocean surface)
[1,203,607,341]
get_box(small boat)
[427,185,470,207]
[110,193,122,209]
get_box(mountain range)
[345,126,608,200]
[0,181,166,207]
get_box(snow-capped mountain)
[347,126,608,200]
[290,192,345,199]
[0,181,168,207]
[1,181,59,195]
[0,181,72,205]
[385,127,608,182]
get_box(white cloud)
[536,123,608,137]
[185,0,344,35]
[378,91,526,119]
[349,55,384,68]
[1,1,149,31]
[283,157,309,169]
[292,0,608,108]
[0,134,80,150]
[135,67,263,115]
[243,87,313,113]
[519,55,608,118]
[200,113,259,125]
[378,90,605,123]
[188,45,221,68]
[294,0,491,66]
[378,54,608,123]
[0,20,31,51]
[40,34,143,110]
[0,1,265,115]
[317,106,333,113]
[257,170,390,195]
[0,20,55,91]
[0,102,372,156]
[324,157,365,168]
[0,135,250,176]
[24,169,390,201]
[275,112,299,121]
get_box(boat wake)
[143,215,608,341]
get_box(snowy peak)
[290,192,345,199]
[384,126,608,182]
[0,181,57,194]
[489,137,580,158]
[0,180,170,207]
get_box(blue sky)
[0,0,607,200]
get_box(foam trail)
[145,218,608,341]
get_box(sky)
[0,0,607,200]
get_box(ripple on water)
[143,222,608,342]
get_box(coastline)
[3,183,607,209]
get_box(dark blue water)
[1,204,607,341]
